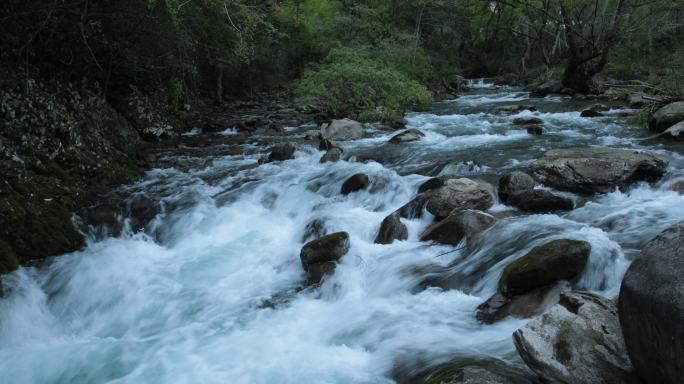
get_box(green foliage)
[296,49,432,121]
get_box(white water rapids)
[1,83,684,383]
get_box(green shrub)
[296,48,432,121]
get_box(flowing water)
[2,82,684,383]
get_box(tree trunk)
[216,64,224,104]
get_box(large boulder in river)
[506,189,574,213]
[321,118,365,140]
[618,221,684,384]
[513,291,639,384]
[528,148,668,193]
[341,173,370,194]
[499,239,591,295]
[267,142,297,162]
[663,121,684,140]
[477,284,562,325]
[420,209,495,246]
[320,147,343,163]
[374,213,408,244]
[389,128,425,143]
[426,178,495,218]
[649,101,684,132]
[300,232,350,271]
[498,171,535,202]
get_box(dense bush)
[296,49,432,121]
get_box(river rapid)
[1,82,683,383]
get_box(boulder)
[389,128,425,143]
[526,125,543,135]
[418,176,450,194]
[506,189,574,213]
[663,121,684,140]
[513,117,543,126]
[498,171,535,202]
[341,173,370,195]
[627,93,648,108]
[580,109,603,117]
[494,105,537,115]
[649,101,684,132]
[513,292,638,384]
[382,116,407,130]
[321,118,366,140]
[426,178,495,218]
[413,358,535,384]
[374,213,408,244]
[458,209,497,239]
[672,180,684,194]
[0,239,19,275]
[320,147,343,163]
[302,218,327,243]
[477,284,562,324]
[420,209,495,246]
[396,193,431,219]
[529,79,563,97]
[306,261,336,285]
[267,142,297,162]
[439,161,481,176]
[618,221,684,384]
[300,232,350,271]
[528,148,668,193]
[499,239,591,295]
[319,138,339,151]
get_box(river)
[1,81,683,383]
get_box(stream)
[1,81,684,383]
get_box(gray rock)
[499,239,591,295]
[627,93,648,108]
[321,118,365,140]
[341,173,370,194]
[374,213,408,244]
[498,171,536,202]
[477,284,562,324]
[513,291,639,384]
[663,121,684,140]
[618,221,684,384]
[320,147,343,163]
[528,147,668,193]
[494,104,537,115]
[426,178,495,218]
[420,209,495,246]
[529,79,563,97]
[458,209,497,239]
[396,193,431,219]
[415,358,535,384]
[506,189,574,212]
[513,117,543,125]
[672,180,684,195]
[418,177,450,194]
[649,101,684,132]
[299,232,350,271]
[268,142,297,162]
[389,128,425,143]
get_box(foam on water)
[1,82,683,384]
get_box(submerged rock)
[374,213,408,245]
[506,189,574,212]
[321,118,365,140]
[306,261,337,285]
[526,125,543,135]
[420,209,495,246]
[418,177,450,194]
[396,193,431,219]
[499,239,591,295]
[410,358,535,384]
[341,173,370,194]
[389,128,425,143]
[498,171,535,202]
[580,109,603,117]
[663,121,684,140]
[426,178,494,218]
[494,104,537,115]
[528,147,668,193]
[512,117,543,125]
[619,221,684,384]
[381,116,407,130]
[649,101,684,132]
[299,232,350,271]
[513,291,638,384]
[267,142,297,162]
[477,284,562,324]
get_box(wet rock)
[426,178,495,218]
[341,173,370,195]
[374,213,408,244]
[499,239,591,295]
[525,125,543,135]
[438,161,481,176]
[498,171,536,202]
[319,138,339,151]
[506,189,574,213]
[302,219,327,243]
[320,147,343,163]
[663,121,684,140]
[528,147,668,193]
[382,116,407,130]
[321,118,365,140]
[389,128,425,143]
[82,202,123,237]
[529,79,563,97]
[0,239,19,275]
[513,291,638,384]
[410,358,535,384]
[649,101,684,132]
[513,117,543,126]
[580,109,603,117]
[420,209,495,246]
[127,194,158,231]
[494,105,537,115]
[300,232,350,271]
[618,220,684,384]
[477,284,562,324]
[396,193,431,219]
[303,130,320,140]
[268,142,298,162]
[418,177,449,194]
[306,261,336,285]
[672,180,684,194]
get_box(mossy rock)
[499,239,591,295]
[299,232,350,271]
